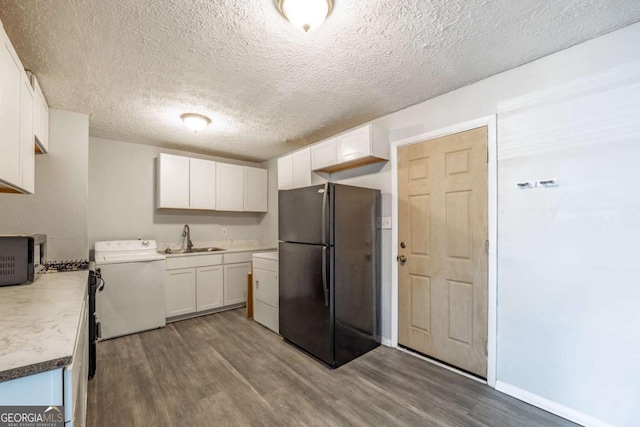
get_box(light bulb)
[180,113,211,132]
[280,0,333,32]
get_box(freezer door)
[278,184,330,245]
[279,242,333,365]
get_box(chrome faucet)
[182,224,194,250]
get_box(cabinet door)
[293,148,311,188]
[243,166,268,212]
[32,76,49,153]
[0,29,23,189]
[224,262,251,306]
[165,268,196,317]
[254,267,278,307]
[336,126,371,163]
[157,153,190,208]
[189,158,216,209]
[196,265,223,311]
[277,155,294,190]
[216,163,244,211]
[19,74,35,193]
[311,138,337,171]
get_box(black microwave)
[0,234,47,286]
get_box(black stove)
[88,262,104,380]
[43,259,90,272]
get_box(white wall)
[89,137,265,249]
[0,109,89,260]
[495,65,640,427]
[259,21,640,426]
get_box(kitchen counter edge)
[0,271,88,383]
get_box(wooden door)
[397,126,488,377]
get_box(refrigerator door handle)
[321,182,329,245]
[322,247,329,307]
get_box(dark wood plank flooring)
[87,309,575,426]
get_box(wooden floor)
[87,309,575,427]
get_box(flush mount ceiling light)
[180,113,211,132]
[278,0,333,32]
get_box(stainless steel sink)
[163,247,225,254]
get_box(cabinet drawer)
[223,252,253,264]
[253,257,277,272]
[165,254,223,270]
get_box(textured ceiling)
[0,1,639,162]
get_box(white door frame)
[390,115,498,387]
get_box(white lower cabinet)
[164,252,263,320]
[196,265,223,311]
[223,262,251,306]
[165,268,197,317]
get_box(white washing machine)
[95,240,166,340]
[252,251,279,333]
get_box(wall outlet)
[381,217,392,229]
[221,228,227,236]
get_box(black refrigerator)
[279,183,380,368]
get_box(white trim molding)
[390,115,498,387]
[495,382,613,427]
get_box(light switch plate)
[381,217,392,229]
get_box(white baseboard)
[495,381,612,427]
[381,337,392,347]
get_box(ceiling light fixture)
[278,0,333,32]
[180,113,211,132]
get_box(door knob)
[396,255,407,264]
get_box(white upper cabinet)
[189,158,216,210]
[0,20,49,194]
[277,155,294,190]
[336,126,372,163]
[278,148,314,190]
[31,76,49,154]
[0,23,23,192]
[292,148,311,188]
[312,124,389,173]
[216,162,244,211]
[157,153,190,208]
[158,154,266,212]
[19,74,35,194]
[243,166,268,212]
[311,139,336,171]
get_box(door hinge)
[485,340,488,356]
[486,149,489,163]
[485,240,489,255]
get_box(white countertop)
[253,252,278,261]
[161,245,277,258]
[0,271,88,382]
